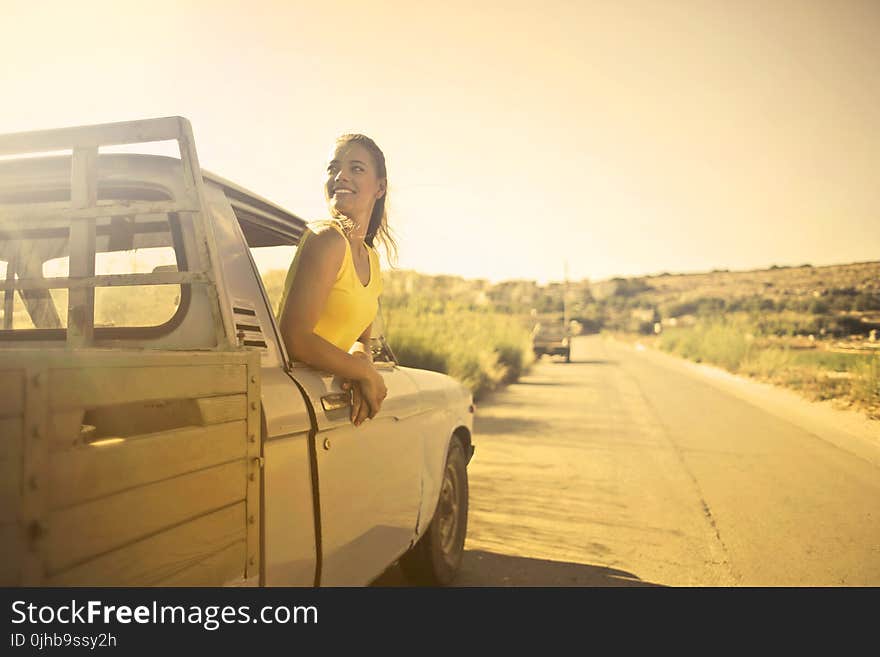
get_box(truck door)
[295,342,423,586]
[228,202,422,586]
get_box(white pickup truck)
[0,117,475,587]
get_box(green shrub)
[808,299,830,314]
[695,297,727,316]
[383,306,534,400]
[447,349,505,396]
[657,319,880,415]
[389,331,449,374]
[739,347,793,379]
[851,354,880,408]
[854,293,880,312]
[495,341,528,383]
[728,296,777,313]
[665,300,698,317]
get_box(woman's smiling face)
[325,142,386,223]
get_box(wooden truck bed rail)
[0,116,233,349]
[0,349,261,586]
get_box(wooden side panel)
[0,417,22,525]
[0,523,24,586]
[1,371,31,584]
[49,411,87,452]
[21,367,48,585]
[0,417,22,460]
[48,396,247,452]
[155,541,247,587]
[3,349,261,586]
[49,364,247,409]
[0,455,20,525]
[46,503,246,586]
[197,394,248,425]
[46,460,246,573]
[49,421,246,509]
[0,371,24,418]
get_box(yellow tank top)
[276,221,383,352]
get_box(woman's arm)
[278,228,373,382]
[349,323,373,362]
[344,323,375,425]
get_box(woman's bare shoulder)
[302,221,346,255]
[307,218,340,233]
[306,221,345,248]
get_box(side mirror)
[379,335,399,365]
[370,300,399,365]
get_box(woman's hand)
[342,351,387,426]
[358,367,387,420]
[343,351,371,426]
[341,379,369,426]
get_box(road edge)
[600,334,880,468]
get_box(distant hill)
[594,261,880,309]
[584,260,880,337]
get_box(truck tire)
[400,437,469,586]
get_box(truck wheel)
[400,437,469,586]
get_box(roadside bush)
[665,300,698,318]
[851,354,880,410]
[695,297,727,316]
[727,296,777,314]
[808,299,830,314]
[738,347,793,379]
[776,298,807,313]
[611,277,654,297]
[447,349,506,396]
[828,296,855,312]
[661,297,727,317]
[659,319,751,372]
[495,341,528,383]
[384,306,534,400]
[656,318,880,418]
[854,292,880,312]
[752,312,823,337]
[823,315,869,337]
[390,332,448,374]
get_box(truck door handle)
[321,391,352,412]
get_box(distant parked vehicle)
[531,320,570,362]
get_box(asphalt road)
[374,334,880,586]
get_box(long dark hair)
[330,133,399,266]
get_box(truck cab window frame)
[0,186,191,342]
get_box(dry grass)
[618,320,880,420]
[383,305,535,400]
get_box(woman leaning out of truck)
[277,134,397,427]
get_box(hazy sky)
[2,0,878,283]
